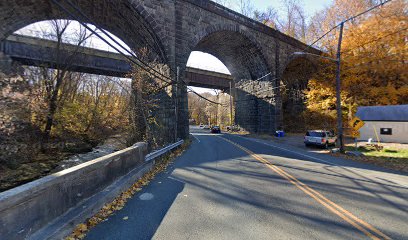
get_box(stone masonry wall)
[235,80,277,134]
[0,0,319,138]
[0,56,42,168]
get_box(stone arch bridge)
[0,0,321,143]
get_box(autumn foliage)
[303,0,407,131]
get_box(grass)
[364,148,408,159]
[233,132,408,173]
[341,145,408,173]
[346,146,408,159]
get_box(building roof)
[356,105,408,122]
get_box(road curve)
[85,130,408,240]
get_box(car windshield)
[309,131,326,137]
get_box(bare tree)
[253,7,280,29]
[41,20,95,142]
[253,0,308,42]
[307,0,376,49]
[188,91,232,127]
[279,0,307,40]
[237,0,254,17]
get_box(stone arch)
[279,53,319,79]
[182,24,276,134]
[0,1,180,145]
[185,24,272,81]
[0,0,168,62]
[280,55,319,132]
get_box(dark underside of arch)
[281,57,317,132]
[194,31,270,82]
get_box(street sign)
[350,117,365,131]
[350,129,361,138]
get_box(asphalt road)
[86,127,408,240]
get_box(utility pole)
[229,81,233,126]
[290,0,391,153]
[336,22,345,153]
[175,66,179,142]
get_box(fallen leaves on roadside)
[78,224,87,232]
[65,140,191,240]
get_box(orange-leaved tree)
[304,0,407,131]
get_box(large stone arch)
[180,24,277,133]
[0,0,181,146]
[184,24,272,81]
[0,0,168,62]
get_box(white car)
[304,130,337,148]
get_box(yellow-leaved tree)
[304,0,407,131]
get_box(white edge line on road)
[232,135,408,188]
[233,135,334,165]
[191,134,201,143]
[167,176,188,184]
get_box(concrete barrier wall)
[0,142,147,240]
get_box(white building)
[356,105,408,144]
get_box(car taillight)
[321,138,326,143]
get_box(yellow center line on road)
[219,136,391,240]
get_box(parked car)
[199,124,204,129]
[226,125,240,132]
[211,126,221,134]
[204,125,210,129]
[304,130,336,148]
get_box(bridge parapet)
[0,142,148,240]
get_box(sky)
[250,0,330,18]
[16,0,332,94]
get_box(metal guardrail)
[145,140,184,162]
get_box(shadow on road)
[86,132,407,240]
[86,174,184,240]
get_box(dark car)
[211,126,221,134]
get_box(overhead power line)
[66,0,165,64]
[57,0,296,108]
[53,0,233,108]
[342,27,408,55]
[343,0,391,23]
[53,0,396,109]
[303,0,393,52]
[303,25,339,53]
[50,0,174,85]
[254,72,272,81]
[343,52,405,71]
[121,3,169,67]
[61,0,175,84]
[187,87,228,106]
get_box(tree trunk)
[130,78,147,143]
[43,70,65,143]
